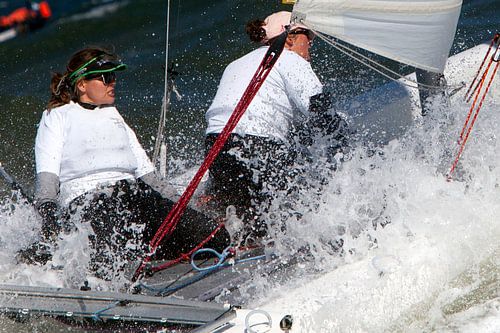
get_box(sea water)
[0,0,499,332]
[246,92,500,332]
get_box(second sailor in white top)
[204,11,347,241]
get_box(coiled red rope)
[132,31,289,281]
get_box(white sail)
[292,0,463,73]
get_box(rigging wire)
[313,30,465,94]
[0,162,31,202]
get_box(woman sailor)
[19,47,229,279]
[204,11,348,242]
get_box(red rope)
[448,36,500,180]
[460,34,500,143]
[457,57,495,145]
[132,32,288,281]
[148,222,226,274]
[464,33,499,103]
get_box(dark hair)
[47,46,118,111]
[245,19,266,43]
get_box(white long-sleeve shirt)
[205,47,323,141]
[35,101,154,204]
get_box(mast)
[416,69,447,116]
[153,0,172,178]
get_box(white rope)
[314,30,465,93]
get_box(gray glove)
[37,201,61,242]
[16,202,58,265]
[16,172,61,265]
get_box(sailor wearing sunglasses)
[204,11,348,243]
[19,47,230,275]
[204,11,322,239]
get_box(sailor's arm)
[308,92,349,139]
[34,172,61,241]
[16,171,60,265]
[33,109,65,240]
[295,92,350,155]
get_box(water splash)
[232,88,499,331]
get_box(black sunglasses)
[86,72,117,85]
[290,28,315,41]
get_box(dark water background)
[0,0,498,195]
